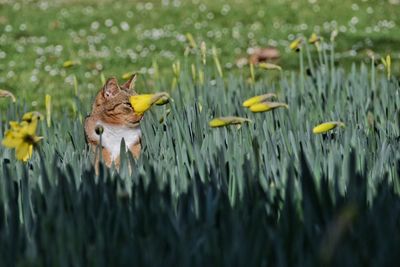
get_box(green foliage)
[1,39,400,266]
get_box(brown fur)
[84,74,143,172]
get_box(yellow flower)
[22,111,43,134]
[0,89,16,102]
[63,60,79,68]
[130,92,170,114]
[249,102,288,113]
[209,116,252,128]
[308,33,320,44]
[122,72,134,80]
[258,63,282,71]
[312,121,345,134]
[249,63,255,84]
[22,111,43,123]
[381,54,391,79]
[290,38,302,52]
[45,94,51,127]
[242,93,277,107]
[2,113,43,161]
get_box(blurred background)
[0,0,399,112]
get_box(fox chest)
[95,122,141,160]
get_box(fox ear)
[103,77,120,99]
[121,73,137,91]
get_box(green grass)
[1,0,400,110]
[0,35,400,265]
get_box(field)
[1,0,400,266]
[1,0,400,109]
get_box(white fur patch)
[95,121,141,160]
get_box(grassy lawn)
[0,0,400,112]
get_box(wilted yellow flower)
[63,60,79,68]
[308,33,320,44]
[0,89,16,102]
[381,54,391,79]
[290,38,302,52]
[130,92,170,114]
[2,112,43,161]
[209,116,251,128]
[249,102,288,113]
[258,62,282,71]
[312,121,345,134]
[242,93,277,107]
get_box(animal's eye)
[121,102,133,111]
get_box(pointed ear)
[103,77,120,99]
[121,73,137,91]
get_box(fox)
[84,74,143,170]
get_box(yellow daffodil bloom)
[249,102,288,113]
[242,93,277,107]
[209,116,251,128]
[308,33,320,44]
[381,54,391,79]
[2,113,43,161]
[290,38,302,52]
[312,121,345,134]
[130,92,170,114]
[258,63,282,71]
[63,60,79,68]
[0,89,16,102]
